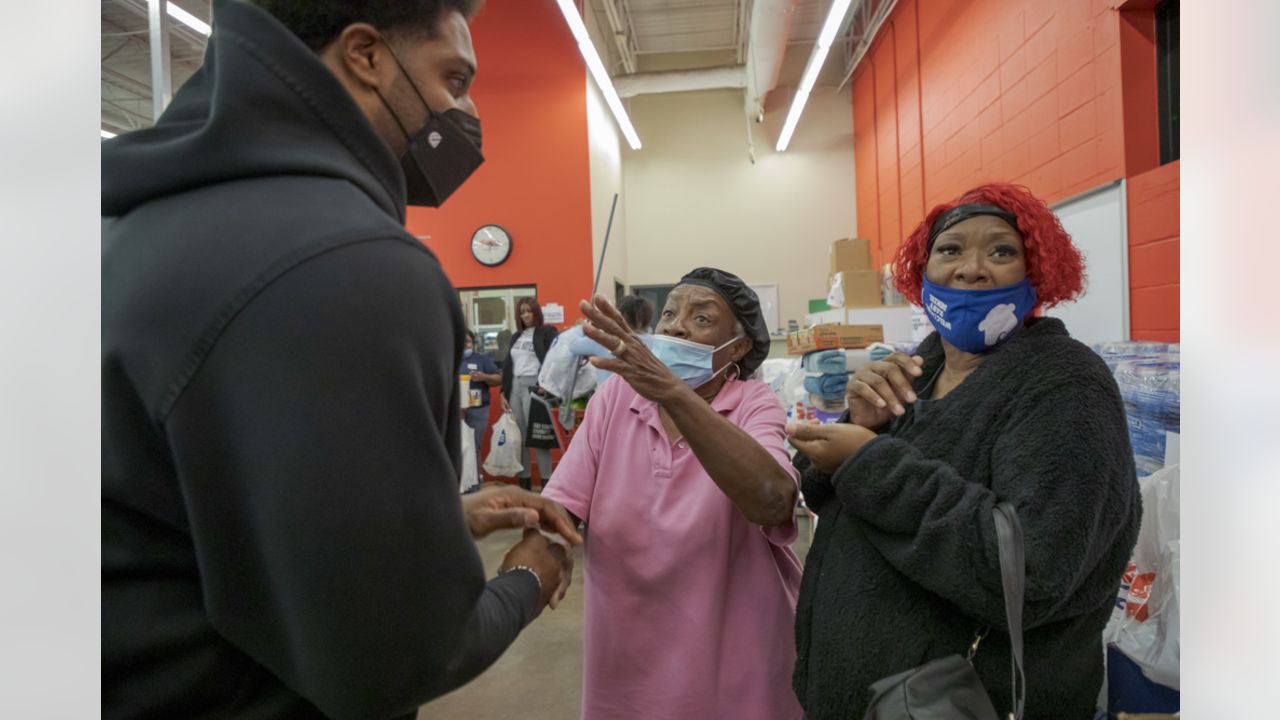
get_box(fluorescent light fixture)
[167,3,211,36]
[101,129,118,139]
[776,0,854,152]
[554,0,641,150]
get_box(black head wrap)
[927,203,1020,251]
[677,267,771,376]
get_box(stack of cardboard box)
[829,238,881,308]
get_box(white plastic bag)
[459,421,478,493]
[538,326,597,400]
[1103,463,1180,689]
[827,272,846,308]
[482,412,524,477]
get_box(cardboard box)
[833,270,883,307]
[787,323,885,355]
[830,238,872,279]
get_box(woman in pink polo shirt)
[543,268,804,720]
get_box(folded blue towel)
[868,343,894,362]
[803,373,849,401]
[801,349,847,375]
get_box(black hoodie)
[101,2,537,718]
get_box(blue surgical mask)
[651,334,743,388]
[920,277,1037,354]
[462,348,474,360]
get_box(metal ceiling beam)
[634,44,739,55]
[598,0,638,74]
[102,66,154,97]
[148,0,173,120]
[103,97,154,127]
[837,0,896,91]
[614,65,748,97]
[114,0,211,50]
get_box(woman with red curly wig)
[787,183,1141,718]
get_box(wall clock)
[471,224,512,267]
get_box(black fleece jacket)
[101,2,537,719]
[793,318,1141,719]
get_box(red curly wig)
[891,182,1085,310]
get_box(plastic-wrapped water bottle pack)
[1093,343,1180,477]
[1091,341,1177,372]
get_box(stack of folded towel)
[800,345,895,401]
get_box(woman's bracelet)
[500,564,542,592]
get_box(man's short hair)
[252,0,483,52]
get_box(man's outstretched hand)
[462,484,583,545]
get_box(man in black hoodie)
[102,2,579,718]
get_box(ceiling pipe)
[614,65,747,97]
[744,0,800,121]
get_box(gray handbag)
[862,502,1027,720]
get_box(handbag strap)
[993,501,1026,720]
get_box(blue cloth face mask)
[920,277,1037,353]
[651,335,743,389]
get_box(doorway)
[457,285,537,368]
[632,283,677,324]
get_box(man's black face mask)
[376,43,483,207]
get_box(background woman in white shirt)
[500,298,559,490]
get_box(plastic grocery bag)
[827,272,846,308]
[459,422,479,493]
[1104,463,1180,690]
[482,412,524,477]
[537,325,597,400]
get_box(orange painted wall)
[405,0,595,329]
[1127,160,1179,341]
[852,0,1178,339]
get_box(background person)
[462,329,501,476]
[787,183,1141,719]
[500,297,559,490]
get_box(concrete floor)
[418,513,813,720]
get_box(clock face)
[471,224,512,267]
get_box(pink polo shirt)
[544,377,804,720]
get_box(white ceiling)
[101,0,210,134]
[100,0,861,133]
[597,0,837,59]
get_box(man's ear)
[327,23,392,92]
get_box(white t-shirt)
[509,331,540,378]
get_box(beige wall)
[620,69,856,356]
[585,77,628,301]
[582,5,630,302]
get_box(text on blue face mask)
[926,295,951,330]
